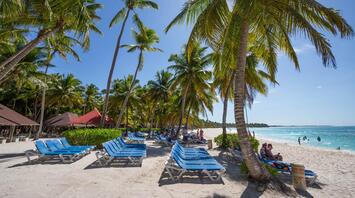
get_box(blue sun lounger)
[59,137,95,151]
[135,132,146,138]
[45,139,90,154]
[155,135,176,146]
[165,143,225,182]
[172,143,212,160]
[128,132,145,142]
[116,137,146,149]
[96,140,146,166]
[25,140,86,163]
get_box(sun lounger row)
[25,138,95,163]
[127,132,145,142]
[164,142,225,182]
[96,137,147,166]
[155,135,177,146]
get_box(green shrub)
[62,128,123,148]
[214,133,259,152]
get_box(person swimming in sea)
[317,136,321,142]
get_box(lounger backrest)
[112,140,123,151]
[103,142,116,156]
[170,149,186,167]
[60,137,71,148]
[35,140,51,154]
[45,140,61,151]
[52,139,66,150]
[117,137,126,146]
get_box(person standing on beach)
[298,137,301,145]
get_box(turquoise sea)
[236,126,355,152]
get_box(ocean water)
[230,126,355,152]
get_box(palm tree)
[46,74,84,114]
[168,42,212,138]
[110,75,140,128]
[147,70,173,129]
[185,84,216,130]
[166,0,353,181]
[213,52,277,147]
[115,22,161,127]
[37,34,81,139]
[101,0,158,127]
[83,84,101,114]
[0,0,102,82]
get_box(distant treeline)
[195,119,269,128]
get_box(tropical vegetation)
[0,0,353,186]
[166,0,353,182]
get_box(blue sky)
[50,0,355,126]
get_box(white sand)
[0,128,354,198]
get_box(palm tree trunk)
[185,105,192,130]
[0,24,63,83]
[116,50,143,127]
[149,107,156,131]
[36,66,49,140]
[175,85,189,139]
[234,21,270,181]
[125,107,129,129]
[101,9,131,127]
[222,73,235,146]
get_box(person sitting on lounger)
[266,144,283,161]
[199,129,204,141]
[260,143,268,159]
[182,127,189,142]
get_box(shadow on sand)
[146,144,171,158]
[7,157,78,168]
[158,168,225,186]
[84,158,142,169]
[0,153,26,163]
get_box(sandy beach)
[0,128,354,198]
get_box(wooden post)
[208,139,213,150]
[291,163,307,191]
[9,126,15,142]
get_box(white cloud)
[294,44,315,54]
[269,89,277,94]
[316,85,322,89]
[253,100,261,104]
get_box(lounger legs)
[96,151,144,166]
[202,170,225,182]
[25,149,39,163]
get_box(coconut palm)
[0,0,102,82]
[83,84,101,114]
[213,51,277,147]
[110,75,140,128]
[37,34,82,139]
[46,74,84,114]
[168,42,212,138]
[185,84,216,130]
[146,70,173,128]
[166,0,353,181]
[101,0,158,126]
[115,22,161,127]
